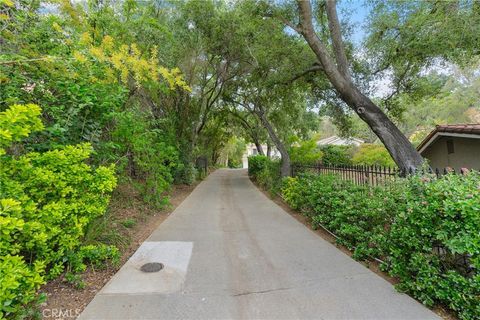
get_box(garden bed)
[39,182,199,319]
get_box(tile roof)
[435,124,480,134]
[417,124,480,152]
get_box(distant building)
[417,124,480,170]
[242,143,280,168]
[316,136,364,147]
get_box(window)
[252,148,258,155]
[446,140,455,154]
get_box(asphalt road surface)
[79,169,439,320]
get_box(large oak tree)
[276,0,424,171]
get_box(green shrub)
[281,177,306,210]
[387,173,480,319]
[289,140,322,165]
[319,145,353,166]
[256,159,282,193]
[0,104,44,155]
[248,155,269,178]
[352,143,395,167]
[248,155,282,193]
[175,162,198,186]
[104,108,180,206]
[0,104,118,318]
[280,172,480,319]
[121,218,137,228]
[0,255,45,319]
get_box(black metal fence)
[195,156,208,177]
[291,163,470,187]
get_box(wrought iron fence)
[291,163,469,187]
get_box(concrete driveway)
[79,169,439,320]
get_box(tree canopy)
[1,0,479,173]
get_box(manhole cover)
[140,262,164,273]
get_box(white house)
[316,135,364,147]
[242,143,280,168]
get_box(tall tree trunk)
[254,141,265,156]
[256,109,291,177]
[294,0,424,171]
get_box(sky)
[337,0,371,45]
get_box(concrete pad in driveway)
[79,169,439,320]
[100,241,193,295]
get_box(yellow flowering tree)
[73,33,190,91]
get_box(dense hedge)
[0,105,119,318]
[248,155,282,193]
[247,155,269,177]
[319,145,353,166]
[251,162,479,319]
[282,173,479,319]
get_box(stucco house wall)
[421,136,480,170]
[242,143,280,168]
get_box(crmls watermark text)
[42,308,81,319]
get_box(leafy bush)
[352,144,395,167]
[0,104,44,154]
[280,172,480,319]
[101,108,180,206]
[0,104,118,318]
[256,160,282,193]
[175,162,198,186]
[0,255,45,319]
[289,140,323,165]
[248,155,269,178]
[319,145,353,166]
[248,155,282,194]
[387,173,480,319]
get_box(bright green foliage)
[280,172,480,319]
[352,144,395,167]
[102,107,180,206]
[247,155,269,178]
[0,2,188,206]
[0,104,118,318]
[0,255,45,319]
[319,145,353,166]
[387,173,480,319]
[0,104,43,154]
[289,140,323,165]
[248,155,282,194]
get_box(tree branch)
[325,0,351,80]
[277,16,303,34]
[296,0,350,92]
[283,64,324,84]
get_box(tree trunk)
[338,86,423,171]
[253,139,265,156]
[296,0,424,171]
[256,110,291,177]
